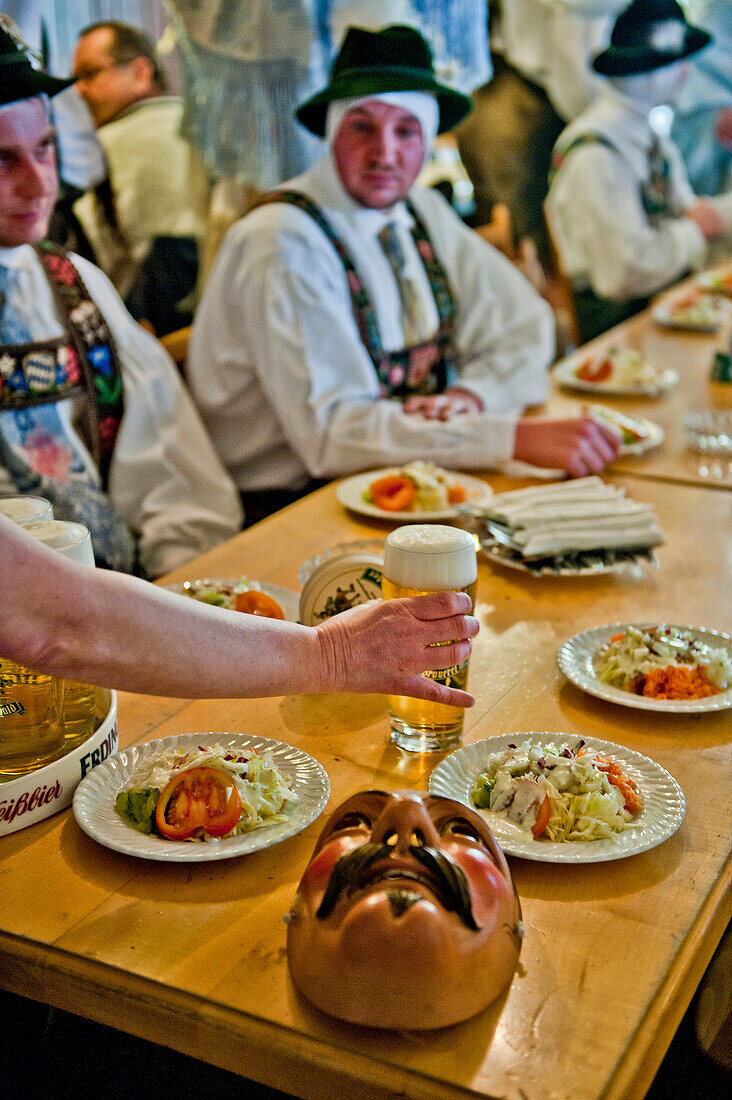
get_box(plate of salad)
[553,347,677,395]
[73,732,330,861]
[336,462,492,521]
[166,577,299,622]
[429,734,685,863]
[653,289,731,333]
[558,623,732,713]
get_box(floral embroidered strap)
[0,243,124,482]
[251,190,459,398]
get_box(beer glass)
[0,495,53,525]
[24,520,99,750]
[1,521,100,777]
[382,524,477,752]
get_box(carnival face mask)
[286,790,522,1028]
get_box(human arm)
[513,416,621,476]
[409,188,556,414]
[1,516,477,705]
[188,210,541,478]
[71,257,243,578]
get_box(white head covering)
[325,91,439,168]
[611,61,688,113]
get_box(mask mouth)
[316,841,480,930]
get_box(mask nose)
[371,792,442,854]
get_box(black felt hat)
[0,17,74,108]
[296,24,472,136]
[593,0,712,77]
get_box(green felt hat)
[296,24,472,137]
[593,0,711,77]
[0,17,74,108]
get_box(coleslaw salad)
[471,738,642,843]
[115,743,296,840]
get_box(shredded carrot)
[641,665,720,700]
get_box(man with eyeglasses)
[71,21,207,334]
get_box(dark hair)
[79,21,167,92]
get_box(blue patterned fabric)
[0,264,135,572]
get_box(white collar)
[0,245,35,271]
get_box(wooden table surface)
[1,474,730,1100]
[544,279,732,490]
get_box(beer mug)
[27,521,97,748]
[0,495,53,525]
[382,524,477,752]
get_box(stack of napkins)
[482,477,664,563]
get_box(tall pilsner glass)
[382,524,477,753]
[25,521,97,749]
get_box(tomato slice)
[531,791,551,837]
[577,357,613,382]
[369,474,417,512]
[448,483,467,505]
[234,590,285,618]
[155,766,242,840]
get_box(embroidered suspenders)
[252,190,460,398]
[0,243,124,483]
[549,131,672,221]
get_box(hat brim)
[296,67,472,136]
[0,65,75,109]
[592,27,711,77]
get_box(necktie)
[378,222,425,345]
[0,264,135,572]
[644,135,672,220]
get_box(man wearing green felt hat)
[0,17,241,575]
[187,24,620,523]
[546,0,732,343]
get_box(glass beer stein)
[382,524,477,752]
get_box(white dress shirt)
[187,152,555,493]
[546,85,710,300]
[0,245,242,577]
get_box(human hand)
[314,592,478,704]
[715,107,732,150]
[685,199,724,240]
[403,387,483,420]
[513,416,621,477]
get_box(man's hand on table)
[686,199,725,240]
[513,416,621,477]
[404,387,483,420]
[314,592,478,704]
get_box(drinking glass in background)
[24,520,98,751]
[382,524,477,753]
[0,495,53,525]
[0,519,93,779]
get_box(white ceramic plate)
[72,732,330,862]
[587,410,665,457]
[696,267,732,297]
[652,294,731,333]
[557,623,732,713]
[553,356,678,396]
[336,469,493,521]
[429,734,685,863]
[165,579,299,622]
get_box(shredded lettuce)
[115,743,297,841]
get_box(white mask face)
[614,61,688,111]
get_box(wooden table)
[1,475,730,1100]
[545,282,732,490]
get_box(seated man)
[71,21,208,334]
[0,21,242,577]
[545,0,730,343]
[187,24,619,524]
